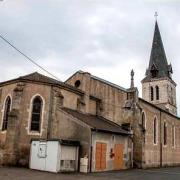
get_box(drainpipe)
[89,130,93,173]
[160,110,162,167]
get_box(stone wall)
[142,78,177,115]
[0,83,16,148]
[66,71,128,125]
[0,81,84,166]
[139,99,180,168]
[91,131,132,172]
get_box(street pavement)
[1,167,180,180]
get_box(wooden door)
[114,144,124,170]
[95,142,107,171]
[95,143,101,170]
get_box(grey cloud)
[0,0,180,113]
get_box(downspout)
[131,137,134,168]
[47,86,53,139]
[89,130,93,172]
[160,110,162,167]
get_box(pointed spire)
[130,69,134,88]
[142,18,172,82]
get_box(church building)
[0,20,180,171]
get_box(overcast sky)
[0,0,180,113]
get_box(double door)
[95,142,124,171]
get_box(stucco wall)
[51,109,92,171]
[89,99,97,115]
[91,132,132,172]
[61,89,80,110]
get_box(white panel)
[60,145,79,172]
[38,143,47,158]
[30,141,46,171]
[45,141,59,172]
[30,141,79,173]
[61,146,77,160]
[80,157,88,173]
[56,142,61,172]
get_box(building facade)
[0,20,180,171]
[0,72,132,172]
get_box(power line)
[0,35,130,109]
[0,34,61,81]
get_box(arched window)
[156,86,159,100]
[142,112,146,129]
[164,122,167,146]
[153,118,157,144]
[151,86,154,101]
[2,96,11,131]
[30,96,43,132]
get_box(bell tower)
[141,19,177,115]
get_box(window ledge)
[0,130,7,134]
[28,131,41,136]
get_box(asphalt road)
[1,167,180,180]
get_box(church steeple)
[142,21,172,82]
[141,18,177,115]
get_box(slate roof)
[142,21,172,82]
[62,107,130,135]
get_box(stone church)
[0,20,180,172]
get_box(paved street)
[1,167,180,180]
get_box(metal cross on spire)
[154,11,158,21]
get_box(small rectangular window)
[156,86,159,100]
[153,118,157,144]
[151,86,154,101]
[164,122,167,146]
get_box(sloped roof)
[66,70,127,92]
[0,72,62,85]
[0,72,84,95]
[62,107,130,135]
[19,72,61,84]
[139,98,180,120]
[142,21,172,82]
